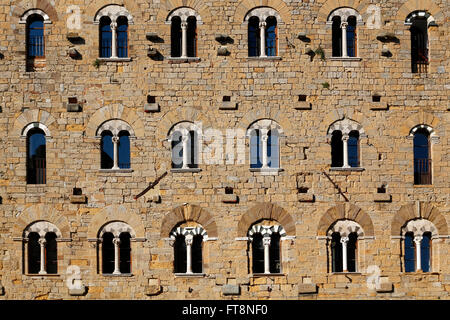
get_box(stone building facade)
[0,0,448,300]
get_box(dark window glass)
[100,16,112,58]
[331,232,342,272]
[267,130,279,168]
[27,15,44,58]
[331,131,343,167]
[174,235,187,273]
[118,131,130,169]
[171,16,182,57]
[347,16,357,57]
[413,129,431,185]
[410,16,428,73]
[27,128,46,184]
[192,235,203,273]
[421,232,431,272]
[347,232,357,272]
[101,131,114,169]
[404,232,415,272]
[27,232,41,274]
[332,16,342,57]
[45,232,57,274]
[269,233,281,273]
[187,16,197,57]
[250,129,262,168]
[102,232,115,274]
[187,131,198,168]
[348,131,359,167]
[119,232,131,274]
[265,17,277,56]
[117,16,128,58]
[248,17,260,57]
[252,233,264,273]
[171,131,183,169]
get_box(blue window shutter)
[248,17,260,57]
[265,17,277,56]
[404,233,415,272]
[267,130,279,168]
[348,131,359,167]
[101,131,114,169]
[118,131,130,169]
[171,131,183,168]
[27,18,44,57]
[187,130,198,168]
[27,128,46,184]
[421,233,431,272]
[117,17,128,58]
[100,18,112,58]
[250,130,262,168]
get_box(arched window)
[328,8,362,58]
[94,5,133,59]
[407,11,431,73]
[26,14,45,59]
[99,16,112,58]
[171,226,206,274]
[413,128,431,185]
[27,127,46,184]
[328,119,364,168]
[348,130,359,167]
[248,224,285,274]
[402,219,436,272]
[248,16,260,57]
[248,119,282,170]
[169,123,199,170]
[245,8,280,57]
[97,119,134,170]
[170,16,182,57]
[24,221,60,275]
[116,16,128,58]
[328,220,362,273]
[98,221,134,275]
[167,8,201,58]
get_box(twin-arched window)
[246,8,279,57]
[171,227,206,274]
[402,219,435,273]
[248,119,281,170]
[168,8,199,58]
[328,8,361,58]
[329,119,362,168]
[98,119,132,170]
[169,122,199,170]
[328,220,362,273]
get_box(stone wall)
[0,0,448,299]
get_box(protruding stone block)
[373,193,392,202]
[298,283,317,294]
[69,286,87,296]
[144,103,160,112]
[70,195,87,204]
[376,282,394,293]
[297,193,315,202]
[222,284,240,295]
[222,194,238,203]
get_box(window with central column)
[402,219,435,273]
[328,8,362,58]
[171,226,206,275]
[167,7,200,59]
[169,122,200,171]
[245,7,280,58]
[248,119,282,171]
[98,119,133,170]
[328,119,364,169]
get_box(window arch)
[248,224,286,274]
[97,119,134,170]
[170,226,207,274]
[245,7,281,57]
[405,11,435,73]
[327,220,363,273]
[247,119,282,170]
[94,5,133,59]
[23,221,61,275]
[328,118,364,168]
[167,7,202,58]
[98,221,135,275]
[327,8,363,58]
[402,219,436,272]
[27,127,46,184]
[168,122,200,170]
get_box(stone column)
[181,21,188,58]
[38,237,47,275]
[181,133,189,169]
[113,237,121,275]
[341,21,348,57]
[110,21,118,58]
[261,129,269,168]
[342,134,350,168]
[263,236,271,274]
[112,135,119,170]
[259,21,267,57]
[414,236,422,271]
[341,236,349,272]
[185,234,193,274]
